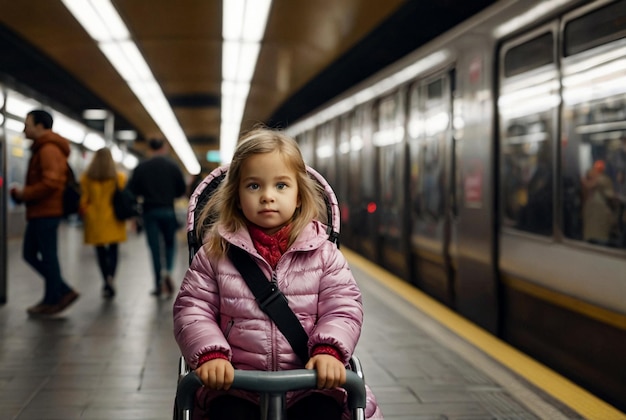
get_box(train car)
[287,0,626,410]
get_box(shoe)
[102,277,116,299]
[27,302,55,316]
[102,285,115,299]
[47,290,80,315]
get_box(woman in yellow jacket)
[79,148,127,298]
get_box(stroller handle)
[176,369,366,412]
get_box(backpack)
[62,164,81,217]
[112,180,139,220]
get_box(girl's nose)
[260,191,275,203]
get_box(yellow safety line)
[343,248,626,420]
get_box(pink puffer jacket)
[173,220,383,419]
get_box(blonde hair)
[197,127,327,258]
[86,148,117,180]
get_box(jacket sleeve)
[173,250,232,369]
[22,144,67,203]
[309,244,363,364]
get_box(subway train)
[285,0,626,410]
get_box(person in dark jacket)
[127,138,186,297]
[9,109,80,316]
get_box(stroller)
[173,165,368,420]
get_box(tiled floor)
[1,224,184,420]
[1,223,589,419]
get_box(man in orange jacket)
[10,109,79,316]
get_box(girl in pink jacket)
[173,127,382,419]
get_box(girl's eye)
[276,183,287,190]
[247,183,259,190]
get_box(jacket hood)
[31,131,70,157]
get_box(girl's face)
[238,151,301,234]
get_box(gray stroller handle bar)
[176,369,366,412]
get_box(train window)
[427,78,443,100]
[500,27,559,236]
[299,130,315,166]
[375,93,403,240]
[564,0,626,56]
[409,78,448,226]
[560,11,626,248]
[407,84,423,222]
[357,104,376,202]
[504,32,554,78]
[315,121,337,191]
[561,98,626,248]
[501,120,553,235]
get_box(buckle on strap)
[257,282,286,312]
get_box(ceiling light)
[123,153,139,170]
[116,130,137,141]
[53,113,86,143]
[83,109,109,120]
[83,132,106,151]
[220,0,272,163]
[5,91,40,118]
[62,0,201,175]
[61,0,128,41]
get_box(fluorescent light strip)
[62,0,200,174]
[220,0,272,163]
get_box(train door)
[373,90,410,279]
[314,121,337,189]
[0,87,5,304]
[297,129,316,168]
[349,103,379,262]
[314,120,338,228]
[498,24,561,326]
[336,115,355,248]
[407,72,456,306]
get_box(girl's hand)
[195,359,235,390]
[305,354,346,389]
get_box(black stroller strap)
[227,246,310,364]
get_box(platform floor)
[0,223,619,419]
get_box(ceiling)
[0,0,497,174]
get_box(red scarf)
[248,224,291,269]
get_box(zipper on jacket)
[224,318,234,339]
[270,272,279,371]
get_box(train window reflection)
[504,32,553,78]
[502,119,553,235]
[564,0,626,57]
[561,97,626,248]
[409,78,447,224]
[375,92,405,242]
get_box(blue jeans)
[23,217,73,304]
[143,208,179,289]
